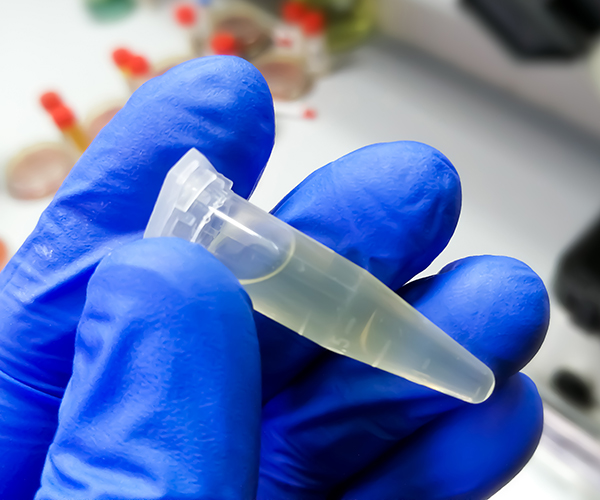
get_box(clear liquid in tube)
[146,149,495,404]
[218,221,494,404]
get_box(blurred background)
[1,0,600,497]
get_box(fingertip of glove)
[428,373,543,499]
[402,255,550,381]
[480,372,543,429]
[81,56,275,201]
[135,55,273,110]
[272,141,462,290]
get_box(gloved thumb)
[34,237,261,500]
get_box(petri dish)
[255,55,311,101]
[84,102,124,140]
[6,143,76,200]
[214,14,272,59]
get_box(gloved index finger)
[0,55,274,397]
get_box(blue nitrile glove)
[0,57,549,500]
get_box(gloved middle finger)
[259,141,461,402]
[258,256,549,499]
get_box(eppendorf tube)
[145,149,496,404]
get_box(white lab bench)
[1,1,600,498]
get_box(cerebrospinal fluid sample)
[145,148,496,404]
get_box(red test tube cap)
[302,10,325,35]
[40,91,63,112]
[112,47,133,68]
[129,55,150,77]
[282,1,308,24]
[175,4,197,26]
[211,31,238,56]
[51,105,76,130]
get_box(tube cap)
[211,31,238,56]
[302,10,325,35]
[40,92,63,112]
[175,4,197,26]
[129,55,150,77]
[112,47,132,68]
[282,1,308,24]
[0,238,7,270]
[51,105,76,130]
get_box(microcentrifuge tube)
[174,3,206,57]
[127,55,152,93]
[40,91,63,113]
[273,1,307,54]
[112,47,133,77]
[209,31,239,56]
[145,148,496,404]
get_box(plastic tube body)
[304,33,331,75]
[145,149,495,403]
[62,125,91,154]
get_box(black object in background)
[463,0,597,59]
[550,0,600,34]
[552,368,595,409]
[556,216,600,334]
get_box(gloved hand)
[0,57,549,500]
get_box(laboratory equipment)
[111,49,152,92]
[273,1,307,53]
[209,31,240,55]
[127,55,152,93]
[144,148,496,404]
[112,47,133,77]
[301,9,330,75]
[273,100,317,119]
[555,215,600,335]
[50,105,91,154]
[174,3,206,57]
[40,91,63,113]
[254,52,310,100]
[85,0,135,21]
[463,0,593,60]
[322,0,376,52]
[5,143,76,200]
[251,0,376,52]
[211,1,272,59]
[0,238,7,271]
[39,92,89,154]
